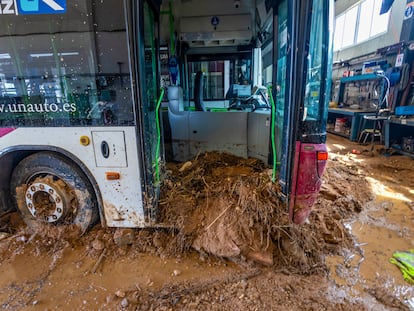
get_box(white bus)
[0,0,333,233]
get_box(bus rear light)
[106,172,120,180]
[317,151,328,161]
[317,151,328,178]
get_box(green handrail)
[155,88,165,185]
[267,85,279,183]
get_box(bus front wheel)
[10,152,98,234]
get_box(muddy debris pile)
[160,152,284,267]
[0,152,374,275]
[159,152,374,273]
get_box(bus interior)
[161,0,275,164]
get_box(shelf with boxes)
[327,108,376,141]
[384,116,414,158]
[328,73,381,141]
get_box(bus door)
[136,0,163,222]
[273,0,333,224]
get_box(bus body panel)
[289,142,328,224]
[0,126,146,227]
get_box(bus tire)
[10,152,99,234]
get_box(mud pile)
[159,152,374,273]
[0,152,374,274]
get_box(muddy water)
[326,178,414,308]
[325,134,414,309]
[0,247,239,310]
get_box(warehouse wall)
[334,0,406,62]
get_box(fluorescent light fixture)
[30,53,53,57]
[30,52,79,58]
[60,52,79,56]
[0,53,11,59]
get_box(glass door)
[300,0,333,143]
[138,0,161,220]
[273,0,289,194]
[274,0,310,196]
[273,0,332,192]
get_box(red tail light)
[317,151,328,161]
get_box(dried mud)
[0,134,413,310]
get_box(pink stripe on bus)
[0,128,15,137]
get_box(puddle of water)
[0,245,239,310]
[327,196,414,308]
[0,248,53,285]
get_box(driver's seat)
[194,71,207,111]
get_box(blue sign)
[211,16,220,27]
[169,57,179,85]
[405,5,413,20]
[17,0,66,15]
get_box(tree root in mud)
[159,152,374,274]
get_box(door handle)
[101,141,110,158]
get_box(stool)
[358,115,389,148]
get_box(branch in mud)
[143,268,262,308]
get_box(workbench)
[327,108,376,141]
[384,117,414,157]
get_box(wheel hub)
[25,177,74,223]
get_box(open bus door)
[135,0,164,222]
[272,0,333,224]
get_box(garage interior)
[0,0,413,310]
[330,0,414,155]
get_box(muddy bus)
[0,0,333,233]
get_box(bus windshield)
[0,0,134,127]
[187,55,252,101]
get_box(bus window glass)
[143,4,158,109]
[275,0,288,165]
[141,1,160,189]
[303,0,324,122]
[188,61,226,100]
[0,1,134,127]
[188,56,251,101]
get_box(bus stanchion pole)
[155,88,165,186]
[267,85,279,183]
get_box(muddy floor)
[0,134,413,310]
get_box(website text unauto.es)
[0,102,77,113]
